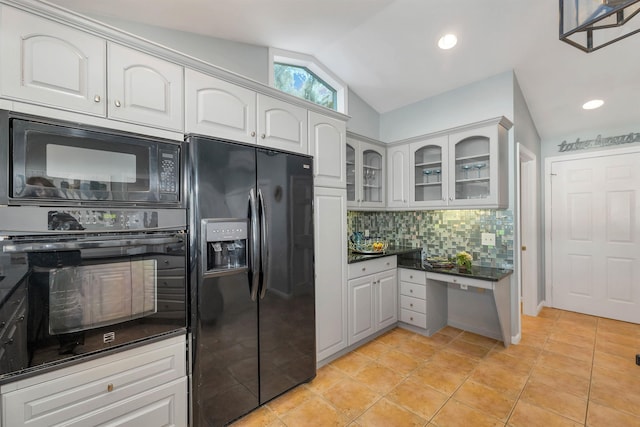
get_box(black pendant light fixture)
[560,0,640,52]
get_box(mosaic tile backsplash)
[347,210,514,269]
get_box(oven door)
[9,117,181,205]
[0,232,186,381]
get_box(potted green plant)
[455,251,473,272]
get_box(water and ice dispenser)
[202,219,248,275]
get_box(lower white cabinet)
[398,268,447,335]
[0,335,187,427]
[314,187,348,362]
[347,256,397,345]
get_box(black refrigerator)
[187,136,316,426]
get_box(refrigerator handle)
[249,188,260,301]
[258,188,269,299]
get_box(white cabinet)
[185,69,308,154]
[346,136,386,209]
[185,69,256,143]
[398,268,447,335]
[314,187,348,362]
[386,144,410,208]
[107,43,184,131]
[410,135,449,208]
[308,111,346,188]
[347,256,397,345]
[407,118,511,209]
[0,6,184,132]
[1,336,187,427]
[0,6,106,116]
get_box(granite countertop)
[348,246,420,264]
[398,259,513,282]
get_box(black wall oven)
[0,111,187,383]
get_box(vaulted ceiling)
[45,0,640,142]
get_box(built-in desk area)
[397,252,513,346]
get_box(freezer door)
[256,149,316,403]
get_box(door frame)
[516,143,539,316]
[544,145,640,307]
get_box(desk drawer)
[400,282,426,299]
[399,268,425,285]
[427,272,493,291]
[400,295,426,314]
[400,308,426,328]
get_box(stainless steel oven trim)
[3,234,184,253]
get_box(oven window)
[48,260,157,334]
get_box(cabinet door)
[108,43,184,131]
[386,144,410,208]
[410,135,448,208]
[308,111,346,188]
[448,124,500,207]
[0,6,106,116]
[376,270,397,330]
[359,141,385,208]
[257,94,308,155]
[348,275,375,345]
[314,187,348,361]
[346,142,358,206]
[185,69,256,143]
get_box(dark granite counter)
[397,252,513,282]
[348,246,419,264]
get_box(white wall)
[346,90,380,140]
[379,71,514,143]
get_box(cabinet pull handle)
[410,275,413,279]
[386,262,390,266]
[251,131,256,137]
[114,100,122,108]
[410,303,413,307]
[261,134,266,139]
[410,317,414,321]
[410,289,413,293]
[362,267,366,271]
[94,95,101,103]
[5,338,13,345]
[18,316,24,322]
[107,383,114,392]
[453,279,458,283]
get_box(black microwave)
[0,111,183,207]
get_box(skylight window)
[269,48,347,114]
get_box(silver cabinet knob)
[410,289,413,293]
[410,275,413,279]
[449,197,453,201]
[114,100,122,107]
[410,303,414,307]
[94,95,101,103]
[362,267,366,271]
[251,131,256,137]
[261,134,266,139]
[410,317,414,321]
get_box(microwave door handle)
[258,188,269,300]
[249,188,260,302]
[2,235,183,253]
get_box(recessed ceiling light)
[438,34,457,50]
[582,99,604,110]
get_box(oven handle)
[2,235,183,253]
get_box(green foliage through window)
[274,63,337,110]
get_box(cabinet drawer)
[1,337,186,427]
[427,272,493,291]
[400,295,426,314]
[400,281,426,299]
[399,268,426,284]
[156,255,185,270]
[400,308,426,328]
[348,256,396,279]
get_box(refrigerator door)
[256,149,316,403]
[190,137,259,426]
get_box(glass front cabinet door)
[346,137,385,209]
[447,121,509,208]
[409,135,448,208]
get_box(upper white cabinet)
[400,118,511,210]
[185,69,308,154]
[107,43,184,131]
[346,137,386,209]
[386,144,410,209]
[410,135,449,208]
[0,6,184,132]
[0,6,106,116]
[308,111,346,188]
[185,69,256,143]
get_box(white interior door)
[550,152,640,323]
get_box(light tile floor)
[232,308,640,426]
